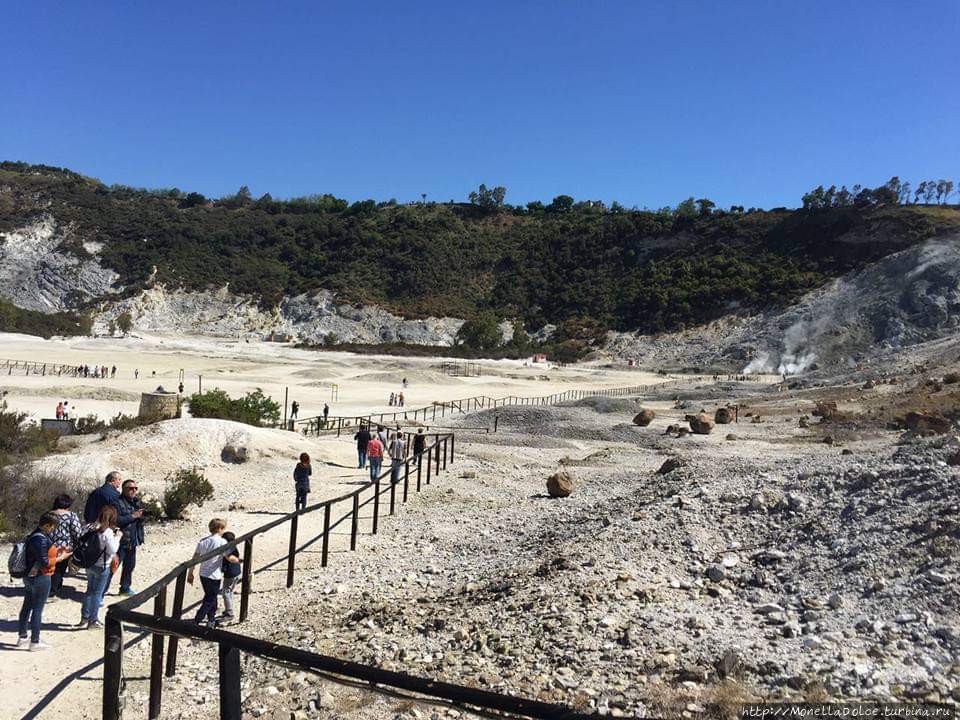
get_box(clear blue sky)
[2,1,957,209]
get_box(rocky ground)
[134,375,959,720]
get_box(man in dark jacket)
[83,471,123,523]
[111,479,145,595]
[413,428,426,466]
[354,425,372,469]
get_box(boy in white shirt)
[187,518,227,627]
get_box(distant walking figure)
[134,369,139,379]
[389,392,395,407]
[290,401,299,420]
[398,392,405,407]
[402,377,408,388]
[388,431,406,483]
[354,425,372,469]
[323,403,329,427]
[294,453,311,511]
[55,402,64,420]
[413,428,426,466]
[367,434,384,480]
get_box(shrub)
[187,388,280,427]
[138,492,165,521]
[0,463,91,539]
[0,401,60,457]
[163,467,214,520]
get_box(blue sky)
[2,1,957,209]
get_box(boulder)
[221,445,248,463]
[714,407,734,424]
[689,413,714,435]
[633,409,656,427]
[944,372,960,385]
[905,412,952,435]
[813,401,839,420]
[657,457,684,474]
[546,471,574,498]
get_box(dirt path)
[0,432,376,720]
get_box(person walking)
[323,403,329,428]
[294,453,311,511]
[413,428,426,466]
[219,532,242,622]
[354,425,371,469]
[377,424,389,449]
[84,471,123,523]
[80,505,121,628]
[398,392,405,407]
[187,518,228,628]
[366,433,384,480]
[134,369,139,380]
[48,494,82,600]
[389,392,395,407]
[388,431,406,483]
[17,513,70,649]
[113,479,145,596]
[290,400,299,420]
[55,402,64,420]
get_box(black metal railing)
[102,383,653,719]
[1,357,81,377]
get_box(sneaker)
[87,620,104,629]
[15,636,29,648]
[46,595,59,604]
[77,618,89,627]
[29,641,51,651]
[119,588,135,596]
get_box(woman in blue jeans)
[18,513,71,650]
[80,505,121,629]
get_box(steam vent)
[138,386,179,420]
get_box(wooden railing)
[293,383,657,437]
[0,357,81,377]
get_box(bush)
[138,492,165,521]
[187,388,280,427]
[163,468,214,520]
[0,402,60,457]
[0,463,90,539]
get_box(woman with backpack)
[17,512,71,650]
[48,493,82,600]
[79,505,121,629]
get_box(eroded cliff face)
[92,286,466,344]
[0,216,119,312]
[606,234,960,373]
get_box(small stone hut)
[139,386,179,420]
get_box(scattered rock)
[714,407,734,424]
[221,444,248,463]
[905,411,952,435]
[633,409,656,427]
[546,471,574,498]
[657,457,684,475]
[813,401,839,420]
[688,413,714,435]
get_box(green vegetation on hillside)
[2,162,959,344]
[0,297,92,337]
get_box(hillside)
[1,162,959,357]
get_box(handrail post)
[406,460,413,499]
[450,434,455,463]
[372,477,380,534]
[219,642,242,720]
[103,613,124,720]
[318,503,331,567]
[426,446,432,485]
[165,570,187,676]
[443,438,448,470]
[149,587,167,719]
[351,492,360,550]
[286,513,298,588]
[435,441,441,477]
[390,469,397,515]
[239,538,254,622]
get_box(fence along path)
[104,383,654,720]
[293,380,683,436]
[0,357,80,377]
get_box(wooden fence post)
[239,538,253,622]
[102,615,124,720]
[372,477,380,534]
[350,493,359,550]
[321,504,331,567]
[219,643,242,720]
[286,513,298,588]
[165,571,187,676]
[149,588,167,719]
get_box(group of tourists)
[77,364,116,379]
[13,471,145,650]
[54,401,71,420]
[351,424,425,481]
[388,392,405,407]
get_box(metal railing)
[0,357,81,377]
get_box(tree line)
[801,176,957,210]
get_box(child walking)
[219,531,242,622]
[294,453,312,511]
[188,518,227,628]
